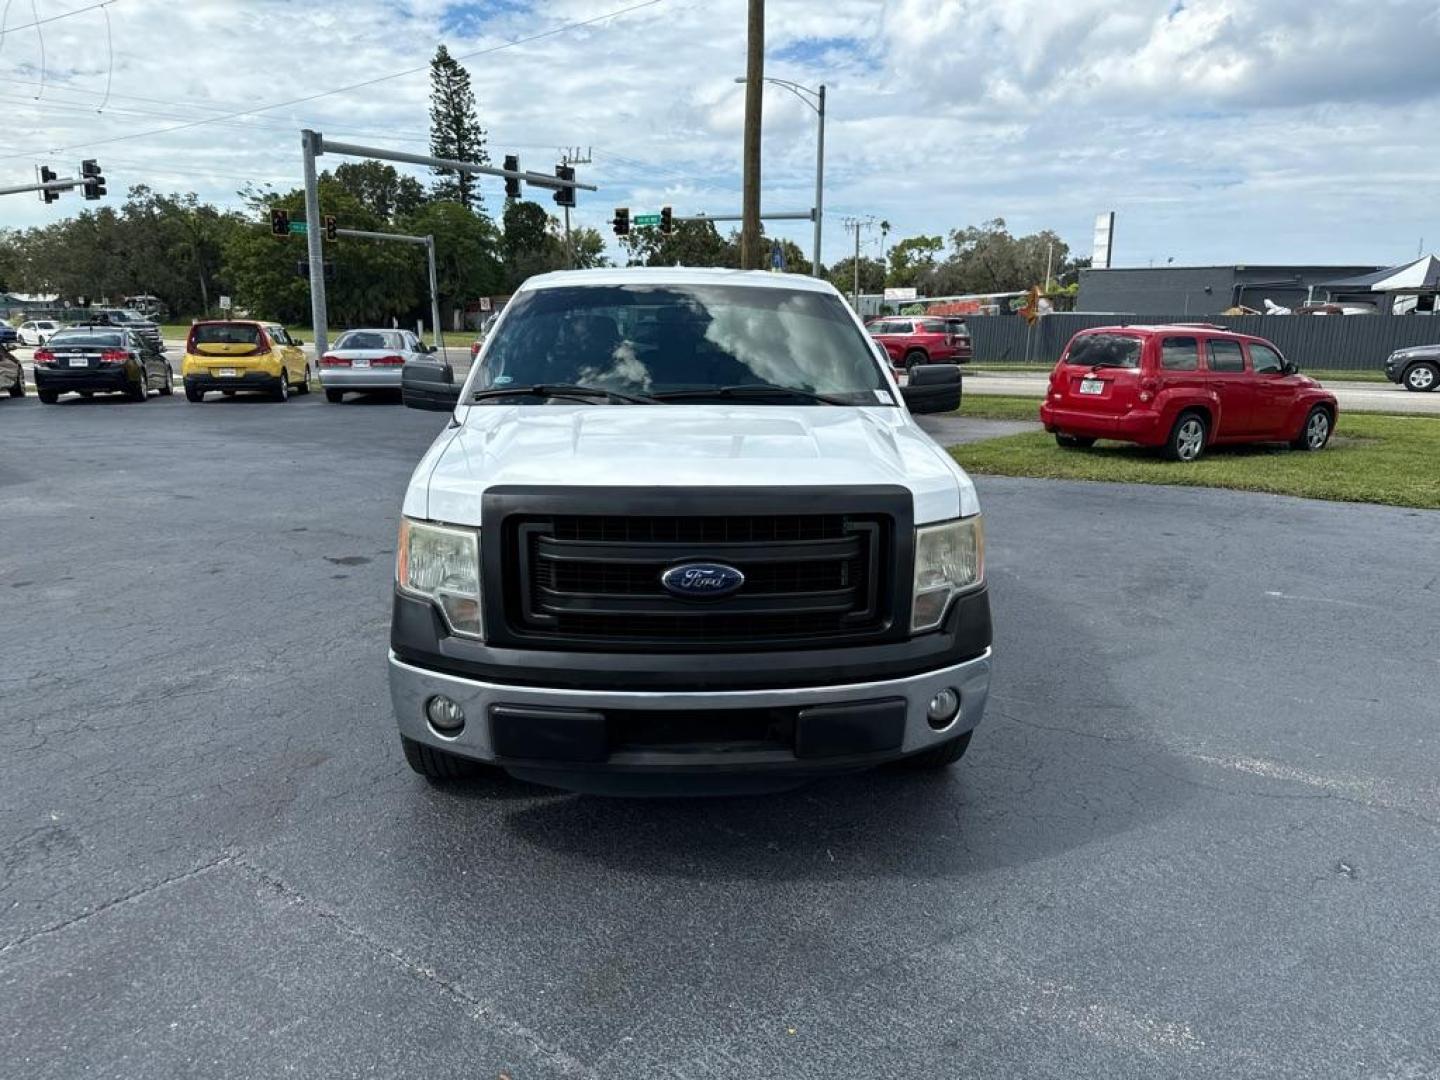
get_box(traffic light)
[660,206,673,235]
[80,159,105,199]
[40,166,59,204]
[271,207,290,237]
[503,155,521,200]
[323,215,337,242]
[612,208,630,237]
[553,164,576,208]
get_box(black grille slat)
[505,512,890,649]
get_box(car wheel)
[902,730,973,769]
[38,388,58,404]
[325,388,345,404]
[184,383,204,403]
[159,367,174,396]
[273,370,290,402]
[1164,411,1208,462]
[128,375,148,402]
[1403,361,1438,392]
[295,367,312,395]
[1055,434,1095,449]
[7,373,23,398]
[400,735,485,783]
[1292,406,1333,451]
[904,349,927,373]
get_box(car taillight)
[100,349,129,364]
[372,354,405,366]
[33,348,56,364]
[320,354,350,367]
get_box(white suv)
[389,268,989,795]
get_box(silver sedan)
[320,329,435,402]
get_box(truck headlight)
[396,518,482,639]
[912,516,984,633]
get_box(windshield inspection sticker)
[874,388,895,404]
[493,375,513,385]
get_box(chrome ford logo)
[661,562,745,598]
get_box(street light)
[735,75,826,277]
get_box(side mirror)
[293,338,305,346]
[403,360,461,411]
[1283,361,1298,374]
[901,363,962,414]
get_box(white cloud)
[1,0,1438,268]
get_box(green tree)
[566,226,610,271]
[501,200,563,289]
[400,199,505,319]
[825,255,885,297]
[929,219,1070,295]
[886,235,944,287]
[620,220,737,268]
[428,45,488,211]
[332,161,427,222]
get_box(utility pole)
[852,219,861,309]
[1044,240,1054,293]
[739,0,764,269]
[300,130,330,362]
[560,148,592,270]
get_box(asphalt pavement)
[2,392,1438,1078]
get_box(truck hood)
[405,404,978,526]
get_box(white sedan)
[17,319,60,346]
[319,329,435,403]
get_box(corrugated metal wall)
[968,314,1440,371]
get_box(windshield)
[336,330,405,351]
[1065,333,1143,369]
[474,284,888,404]
[50,330,125,348]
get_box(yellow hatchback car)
[182,320,312,402]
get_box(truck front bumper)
[389,648,992,791]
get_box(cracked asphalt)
[2,390,1438,1079]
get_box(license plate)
[218,368,238,377]
[68,357,88,367]
[353,358,369,367]
[1079,378,1104,395]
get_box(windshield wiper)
[651,384,855,406]
[471,383,656,404]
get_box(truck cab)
[390,268,989,795]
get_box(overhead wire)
[0,0,114,34]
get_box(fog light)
[926,688,961,730]
[425,695,465,734]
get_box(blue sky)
[3,0,1440,271]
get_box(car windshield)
[475,284,888,405]
[336,330,405,351]
[50,330,124,348]
[1066,333,1143,368]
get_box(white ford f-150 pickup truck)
[391,267,990,795]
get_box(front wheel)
[272,370,290,402]
[1055,434,1096,449]
[1291,406,1332,451]
[1403,362,1438,392]
[902,730,973,769]
[1164,411,1208,462]
[401,736,487,783]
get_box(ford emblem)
[661,562,745,599]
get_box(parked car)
[943,318,974,362]
[87,308,164,350]
[0,343,24,399]
[1383,345,1440,392]
[867,316,969,370]
[320,328,432,403]
[17,319,59,346]
[181,321,311,402]
[1039,325,1338,461]
[32,326,173,404]
[0,324,17,346]
[389,267,982,795]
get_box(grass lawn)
[958,394,1046,421]
[950,412,1440,510]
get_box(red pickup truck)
[867,316,972,371]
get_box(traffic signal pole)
[298,129,591,358]
[0,176,82,197]
[301,130,330,362]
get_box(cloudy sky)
[3,0,1439,270]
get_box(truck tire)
[401,735,484,782]
[902,730,973,769]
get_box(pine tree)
[428,45,488,211]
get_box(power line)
[0,0,669,161]
[0,0,116,36]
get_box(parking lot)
[3,393,1438,1078]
